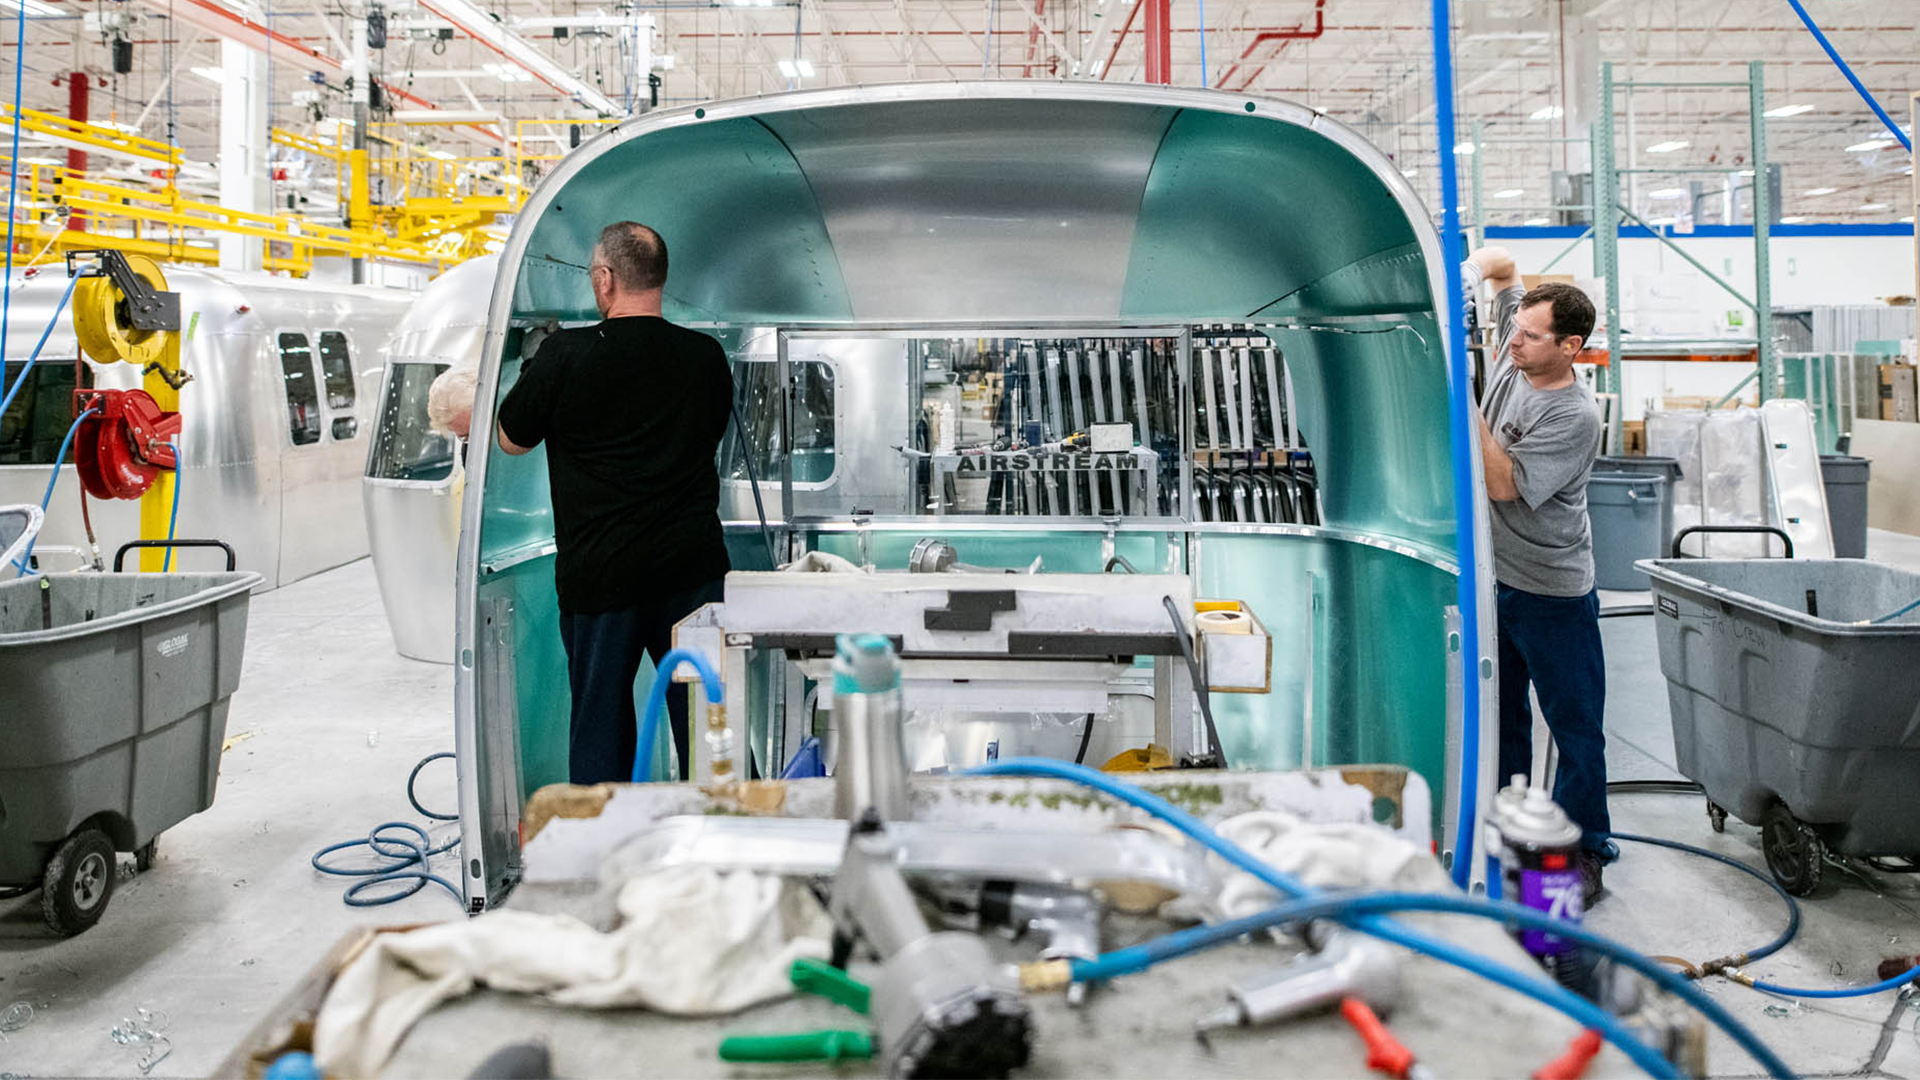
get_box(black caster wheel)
[1761,802,1825,897]
[41,827,116,936]
[134,837,158,873]
[1707,801,1728,834]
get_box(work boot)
[1579,850,1606,907]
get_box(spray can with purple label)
[1487,775,1585,983]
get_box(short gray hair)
[594,221,668,292]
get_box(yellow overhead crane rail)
[0,104,183,167]
[0,110,623,276]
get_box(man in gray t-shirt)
[1465,246,1611,905]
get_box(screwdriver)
[1341,996,1433,1080]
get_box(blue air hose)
[1750,962,1920,999]
[0,274,82,418]
[1783,0,1911,152]
[162,441,180,571]
[14,406,97,575]
[310,752,463,907]
[633,647,724,782]
[1426,0,1484,892]
[970,758,1791,1080]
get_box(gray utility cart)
[1640,525,1920,897]
[0,532,259,935]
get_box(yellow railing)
[0,105,183,166]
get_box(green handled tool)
[716,959,877,1064]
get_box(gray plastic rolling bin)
[1639,527,1920,896]
[1818,455,1871,559]
[0,540,259,935]
[1589,472,1668,590]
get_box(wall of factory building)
[1496,228,1915,419]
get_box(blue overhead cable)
[1783,0,1910,152]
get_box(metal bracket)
[66,249,181,332]
[924,590,1016,632]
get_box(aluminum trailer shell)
[0,267,413,588]
[363,256,497,663]
[457,82,1498,913]
[0,570,260,885]
[1639,556,1920,856]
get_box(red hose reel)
[72,388,181,500]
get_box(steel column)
[1142,0,1170,85]
[1750,60,1775,403]
[1593,62,1621,401]
[65,73,87,232]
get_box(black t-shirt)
[496,316,733,614]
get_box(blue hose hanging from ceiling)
[1427,0,1483,889]
[1783,0,1910,153]
[0,0,29,364]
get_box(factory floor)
[4,542,1920,1078]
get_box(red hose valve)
[72,388,181,500]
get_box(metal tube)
[1237,345,1254,453]
[1197,346,1220,449]
[1219,347,1243,449]
[1261,346,1284,450]
[1106,349,1126,513]
[1044,347,1065,442]
[1130,345,1150,450]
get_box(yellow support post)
[348,148,371,229]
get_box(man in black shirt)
[495,221,733,784]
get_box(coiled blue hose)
[310,752,463,907]
[1608,831,1799,966]
[14,406,97,576]
[970,758,1793,1080]
[0,274,81,418]
[633,647,724,782]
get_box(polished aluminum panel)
[0,266,413,587]
[363,256,498,663]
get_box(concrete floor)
[5,538,1920,1077]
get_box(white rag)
[312,866,831,1077]
[1163,810,1455,925]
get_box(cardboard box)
[1622,421,1647,456]
[1522,273,1576,291]
[1879,364,1917,422]
[1660,395,1752,412]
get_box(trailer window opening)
[0,360,93,465]
[367,362,455,482]
[318,331,359,440]
[278,332,323,447]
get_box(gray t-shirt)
[1480,284,1602,597]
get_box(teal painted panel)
[1272,315,1457,553]
[1196,533,1450,829]
[517,119,853,325]
[1121,109,1422,321]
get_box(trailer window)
[318,331,358,439]
[366,362,455,482]
[278,333,322,446]
[722,358,834,485]
[0,360,92,465]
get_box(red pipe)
[1021,0,1045,79]
[1142,0,1170,84]
[1098,0,1144,80]
[1213,0,1324,92]
[65,71,86,231]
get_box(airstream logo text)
[954,453,1131,473]
[157,633,189,658]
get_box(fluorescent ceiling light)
[1523,217,1550,226]
[1453,142,1475,155]
[20,155,60,165]
[1648,187,1685,198]
[1400,168,1417,178]
[0,0,59,17]
[1493,188,1523,199]
[190,66,227,85]
[1736,169,1755,177]
[1859,202,1890,211]
[1530,105,1563,121]
[776,59,795,78]
[1901,216,1915,224]
[426,149,457,160]
[1847,139,1896,152]
[1780,216,1806,223]
[1645,215,1677,226]
[1763,104,1815,118]
[656,54,676,70]
[416,0,621,114]
[797,58,815,77]
[1803,187,1837,196]
[482,62,533,83]
[778,58,814,78]
[1645,141,1688,154]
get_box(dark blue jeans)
[1496,583,1612,856]
[559,577,726,785]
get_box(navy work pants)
[1496,583,1612,855]
[559,577,726,785]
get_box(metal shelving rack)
[1591,59,1775,404]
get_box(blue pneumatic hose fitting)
[969,758,1793,1080]
[634,647,724,782]
[15,406,98,576]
